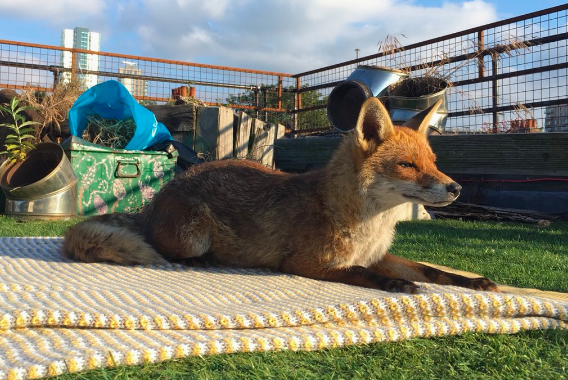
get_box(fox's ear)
[355,97,394,153]
[402,99,443,136]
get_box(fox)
[63,97,498,293]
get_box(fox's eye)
[399,161,415,169]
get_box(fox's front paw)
[385,279,419,294]
[467,277,499,292]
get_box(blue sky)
[0,0,566,73]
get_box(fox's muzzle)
[446,182,462,198]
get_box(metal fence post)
[294,77,302,133]
[277,75,283,110]
[71,49,77,82]
[491,56,499,132]
[477,31,485,78]
[263,87,268,121]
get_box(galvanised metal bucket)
[387,77,450,134]
[0,142,78,220]
[327,65,407,132]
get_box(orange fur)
[62,98,498,293]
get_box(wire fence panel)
[0,5,566,134]
[0,41,62,92]
[0,41,296,128]
[293,4,568,134]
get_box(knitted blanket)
[0,237,566,380]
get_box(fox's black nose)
[446,182,462,197]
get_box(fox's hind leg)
[370,253,499,291]
[144,202,215,261]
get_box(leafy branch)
[0,97,40,163]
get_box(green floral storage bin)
[62,136,177,216]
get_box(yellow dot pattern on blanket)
[0,237,566,379]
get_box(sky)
[0,0,566,74]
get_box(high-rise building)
[60,27,100,88]
[543,104,568,132]
[119,61,147,98]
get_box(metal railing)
[0,40,296,126]
[1,4,567,134]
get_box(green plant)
[0,97,40,163]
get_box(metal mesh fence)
[0,41,296,127]
[293,4,568,134]
[0,5,566,135]
[0,42,61,91]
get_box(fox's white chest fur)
[338,205,403,268]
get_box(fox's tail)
[62,213,167,265]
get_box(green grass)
[392,219,568,292]
[0,215,83,236]
[0,215,567,380]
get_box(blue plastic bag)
[68,80,172,150]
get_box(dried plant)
[377,34,411,74]
[20,78,85,140]
[428,35,530,81]
[378,33,531,84]
[378,34,452,96]
[82,114,136,149]
[512,102,534,119]
[375,33,533,133]
[176,96,207,107]
[389,76,449,97]
[488,35,532,60]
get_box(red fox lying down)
[63,98,498,293]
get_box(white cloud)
[180,28,215,45]
[109,0,497,73]
[0,0,498,74]
[0,0,106,23]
